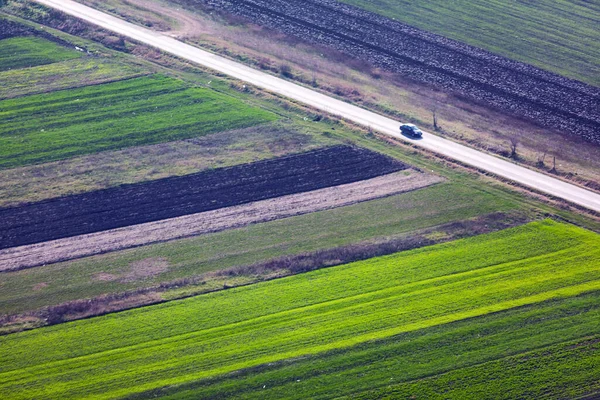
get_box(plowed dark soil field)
[198,0,600,144]
[0,146,408,249]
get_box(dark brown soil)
[191,0,600,144]
[0,171,440,271]
[0,145,408,249]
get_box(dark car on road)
[400,124,423,138]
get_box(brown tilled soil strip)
[0,170,442,271]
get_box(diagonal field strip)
[0,74,276,170]
[0,170,442,271]
[0,36,81,71]
[0,220,598,399]
[32,0,600,213]
[136,293,600,399]
[0,145,406,249]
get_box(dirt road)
[29,0,600,213]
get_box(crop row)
[0,220,598,399]
[0,58,146,100]
[0,145,407,249]
[0,74,276,169]
[200,0,600,143]
[336,0,600,86]
[0,36,81,72]
[140,294,600,399]
[353,334,600,400]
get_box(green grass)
[353,334,600,400]
[0,36,81,71]
[0,74,276,168]
[0,122,332,207]
[338,0,600,86]
[0,182,517,316]
[0,220,598,399]
[145,293,600,400]
[0,58,146,99]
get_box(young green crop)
[0,75,276,168]
[0,220,598,399]
[338,0,600,86]
[0,58,145,99]
[352,335,600,400]
[146,292,600,399]
[0,36,81,71]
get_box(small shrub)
[279,63,293,78]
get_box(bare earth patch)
[121,258,170,282]
[93,272,119,282]
[0,170,443,271]
[32,282,48,291]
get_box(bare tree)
[508,136,519,159]
[550,156,558,174]
[432,105,440,131]
[536,150,547,167]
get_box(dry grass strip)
[0,170,442,271]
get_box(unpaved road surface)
[0,171,441,271]
[28,0,600,213]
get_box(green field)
[0,74,276,168]
[0,58,145,99]
[149,294,600,400]
[354,333,599,400]
[0,36,81,71]
[339,0,600,86]
[1,220,598,399]
[0,182,517,317]
[0,123,332,207]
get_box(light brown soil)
[121,258,170,282]
[0,170,442,271]
[32,282,48,291]
[93,272,119,282]
[129,0,207,38]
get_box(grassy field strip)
[1,225,596,384]
[0,124,331,207]
[0,183,518,318]
[0,209,559,324]
[0,36,81,71]
[0,170,441,271]
[353,335,600,400]
[0,58,147,99]
[151,293,600,399]
[339,0,600,85]
[0,221,598,399]
[0,75,276,168]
